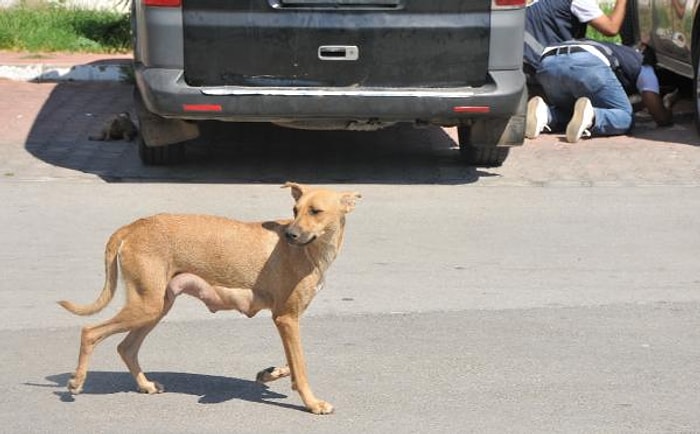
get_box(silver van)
[132,0,527,166]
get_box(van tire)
[457,140,510,167]
[457,118,517,167]
[138,138,186,166]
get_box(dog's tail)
[58,227,125,316]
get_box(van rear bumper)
[135,64,526,127]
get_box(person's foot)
[525,96,550,139]
[566,97,594,143]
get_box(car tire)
[457,117,519,167]
[457,135,510,167]
[138,137,186,166]
[133,88,190,166]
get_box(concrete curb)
[0,62,130,82]
[0,53,132,82]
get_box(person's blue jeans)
[536,51,633,136]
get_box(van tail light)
[183,104,222,112]
[144,0,181,7]
[492,0,526,9]
[453,106,490,114]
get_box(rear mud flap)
[134,89,200,148]
[139,114,200,148]
[467,89,526,147]
[469,115,526,147]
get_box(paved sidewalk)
[0,51,131,81]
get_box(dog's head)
[283,182,361,246]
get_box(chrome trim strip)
[200,87,477,97]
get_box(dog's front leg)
[273,314,333,415]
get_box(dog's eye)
[309,208,323,216]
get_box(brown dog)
[59,182,361,415]
[88,112,138,142]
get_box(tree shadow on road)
[23,82,495,185]
[37,371,304,411]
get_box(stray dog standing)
[59,183,361,415]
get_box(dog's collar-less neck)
[302,223,344,276]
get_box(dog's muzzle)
[285,228,316,246]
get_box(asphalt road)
[1,81,700,433]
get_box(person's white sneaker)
[566,97,594,143]
[525,96,550,139]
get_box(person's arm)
[641,91,673,126]
[587,0,628,36]
[636,64,673,126]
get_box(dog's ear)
[340,192,362,213]
[282,182,306,201]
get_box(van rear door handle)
[318,45,359,61]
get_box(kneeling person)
[526,40,672,143]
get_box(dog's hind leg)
[69,268,170,396]
[116,289,174,394]
[68,304,155,395]
[117,322,165,394]
[112,267,175,394]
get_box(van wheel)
[457,124,510,167]
[138,138,185,166]
[458,141,510,167]
[133,88,190,166]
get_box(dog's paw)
[256,366,290,384]
[138,381,165,394]
[309,400,334,415]
[256,367,276,383]
[67,378,83,395]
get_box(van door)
[182,0,492,88]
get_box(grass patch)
[0,5,131,53]
[0,2,618,54]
